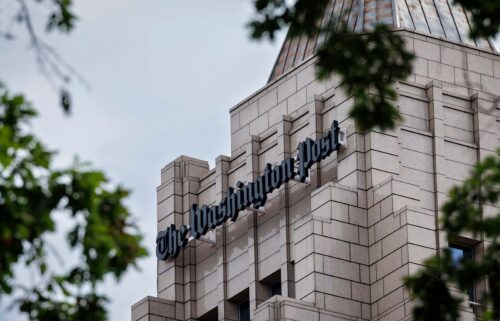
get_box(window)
[260,269,281,300]
[270,281,282,297]
[449,243,475,302]
[239,300,250,321]
[198,307,218,321]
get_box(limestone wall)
[133,29,500,321]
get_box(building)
[132,1,500,320]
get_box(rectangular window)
[449,243,475,302]
[270,281,282,297]
[239,300,250,321]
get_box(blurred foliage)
[45,0,78,33]
[248,0,415,131]
[454,0,500,40]
[2,0,80,114]
[248,0,499,131]
[0,83,148,320]
[316,23,413,131]
[406,152,500,321]
[249,1,500,320]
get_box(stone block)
[481,74,500,94]
[467,53,494,76]
[297,64,316,89]
[400,131,432,156]
[379,305,405,321]
[367,151,399,175]
[377,287,404,315]
[428,61,454,83]
[240,102,259,126]
[380,195,394,218]
[316,273,352,298]
[314,235,351,260]
[478,131,499,152]
[268,101,287,126]
[454,68,481,90]
[281,300,320,321]
[231,125,250,152]
[371,279,384,302]
[278,77,297,102]
[392,179,421,200]
[381,227,407,257]
[413,57,428,77]
[383,265,408,294]
[376,249,402,279]
[295,234,314,261]
[312,202,333,222]
[250,113,270,135]
[259,90,278,114]
[368,203,381,227]
[407,225,436,249]
[324,295,362,318]
[369,241,382,265]
[331,184,358,206]
[332,202,349,223]
[350,244,369,265]
[296,273,316,300]
[306,81,327,102]
[414,39,440,62]
[295,254,315,281]
[349,206,367,227]
[441,46,466,68]
[338,152,359,180]
[132,296,176,321]
[366,131,399,156]
[231,112,240,134]
[408,244,436,264]
[323,256,360,282]
[398,95,429,120]
[494,60,500,78]
[359,228,368,246]
[374,213,401,242]
[323,220,359,243]
[405,210,435,230]
[352,282,370,303]
[401,149,433,173]
[287,88,307,114]
[311,184,333,210]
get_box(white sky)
[0,1,499,321]
[0,1,283,321]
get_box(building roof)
[268,0,496,83]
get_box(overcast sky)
[0,1,283,321]
[1,2,499,321]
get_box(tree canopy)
[1,1,147,320]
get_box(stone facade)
[132,29,500,321]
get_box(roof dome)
[268,0,496,83]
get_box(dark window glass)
[449,243,474,301]
[239,300,250,321]
[270,282,282,297]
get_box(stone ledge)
[131,296,177,321]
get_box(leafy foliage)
[46,0,78,33]
[249,2,500,319]
[248,0,415,131]
[454,0,500,40]
[249,0,330,40]
[406,152,500,321]
[316,23,413,131]
[0,83,148,320]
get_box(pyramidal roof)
[268,0,496,83]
